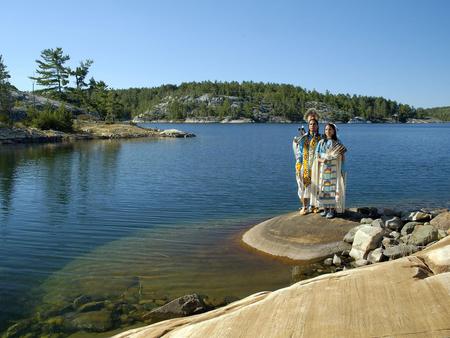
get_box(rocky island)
[0,121,195,145]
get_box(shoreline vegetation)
[1,48,450,138]
[3,206,449,338]
[0,120,195,145]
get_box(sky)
[1,0,449,108]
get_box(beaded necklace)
[302,133,320,186]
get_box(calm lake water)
[1,123,450,334]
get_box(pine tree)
[72,59,93,90]
[30,48,71,94]
[0,55,13,122]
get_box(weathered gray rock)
[159,129,195,138]
[430,211,450,231]
[401,222,421,236]
[371,219,385,228]
[383,216,403,231]
[389,231,401,240]
[408,225,439,246]
[438,229,448,240]
[343,225,363,244]
[349,225,384,260]
[402,211,431,222]
[360,218,374,224]
[324,258,333,266]
[70,309,113,332]
[382,237,398,248]
[381,216,403,231]
[367,248,385,264]
[341,249,350,257]
[383,244,419,259]
[352,259,369,267]
[399,234,412,243]
[332,254,342,267]
[144,294,206,321]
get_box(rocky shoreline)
[0,121,195,145]
[3,207,448,338]
[319,207,449,270]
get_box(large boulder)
[382,216,403,231]
[420,241,450,274]
[349,225,384,260]
[143,294,206,322]
[371,219,385,228]
[383,244,419,259]
[401,222,421,236]
[430,211,450,231]
[343,225,364,244]
[408,224,439,246]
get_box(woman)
[294,118,321,215]
[312,123,346,219]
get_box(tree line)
[113,81,449,122]
[1,50,449,129]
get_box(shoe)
[320,209,327,217]
[299,207,307,215]
[307,205,313,213]
[326,211,335,219]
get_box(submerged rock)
[69,309,113,332]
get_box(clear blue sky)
[1,0,449,108]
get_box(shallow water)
[1,123,450,334]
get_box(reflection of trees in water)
[0,140,122,331]
[0,149,17,213]
[0,141,122,216]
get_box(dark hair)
[325,123,338,141]
[307,118,319,136]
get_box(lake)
[1,123,450,334]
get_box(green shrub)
[31,103,73,132]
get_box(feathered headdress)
[304,108,320,122]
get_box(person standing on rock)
[293,115,321,215]
[311,123,347,219]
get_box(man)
[293,109,321,214]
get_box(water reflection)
[0,140,122,331]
